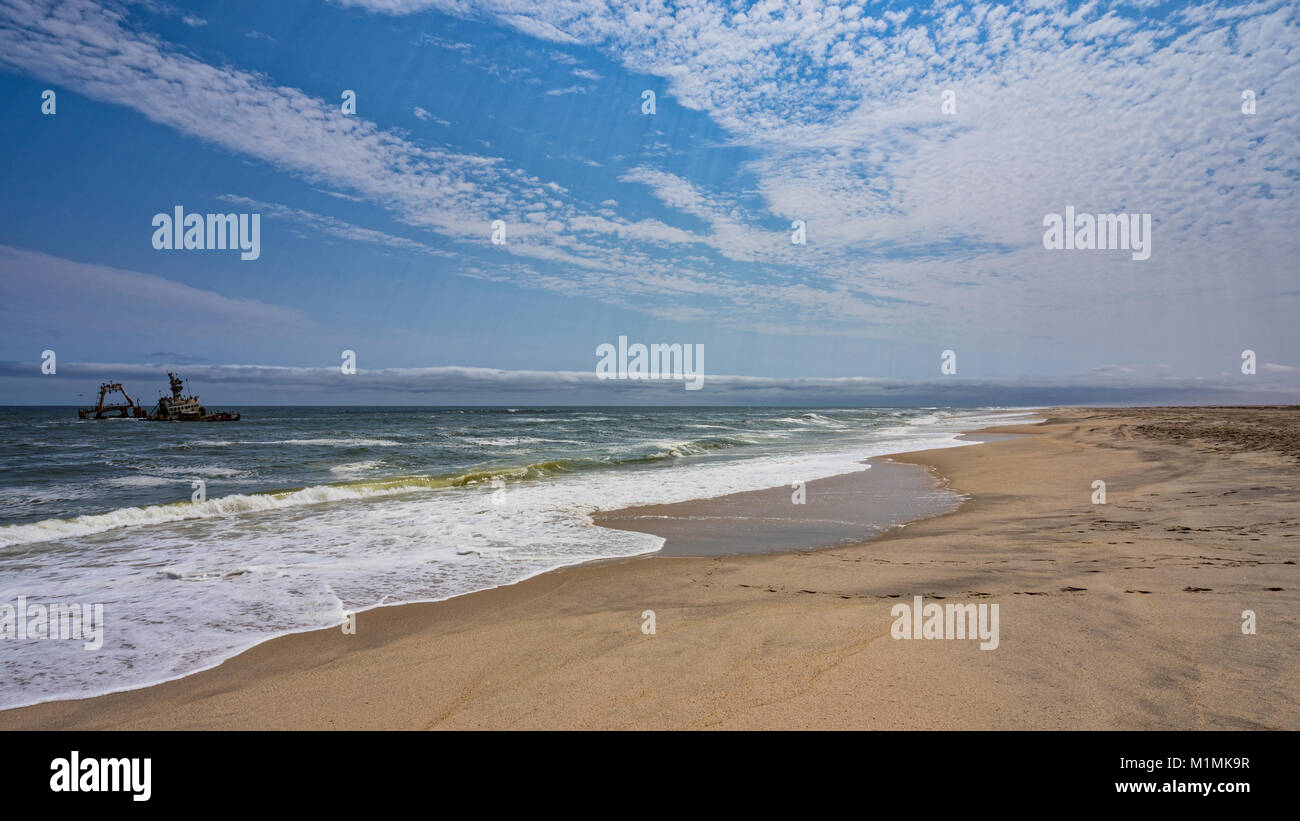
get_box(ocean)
[0,405,1034,708]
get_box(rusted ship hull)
[149,411,241,422]
[78,383,147,419]
[78,373,240,421]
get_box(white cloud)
[217,195,455,257]
[497,14,579,43]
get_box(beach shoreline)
[2,406,1296,730]
[591,453,977,557]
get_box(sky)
[0,0,1296,405]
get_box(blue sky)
[0,0,1297,405]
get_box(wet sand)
[593,458,964,556]
[1,406,1296,730]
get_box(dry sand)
[2,406,1296,730]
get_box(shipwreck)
[77,382,146,419]
[78,373,240,421]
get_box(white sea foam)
[103,475,173,488]
[266,438,403,447]
[459,436,551,446]
[328,460,383,477]
[0,478,450,550]
[176,438,403,447]
[156,465,246,478]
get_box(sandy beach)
[2,406,1296,730]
